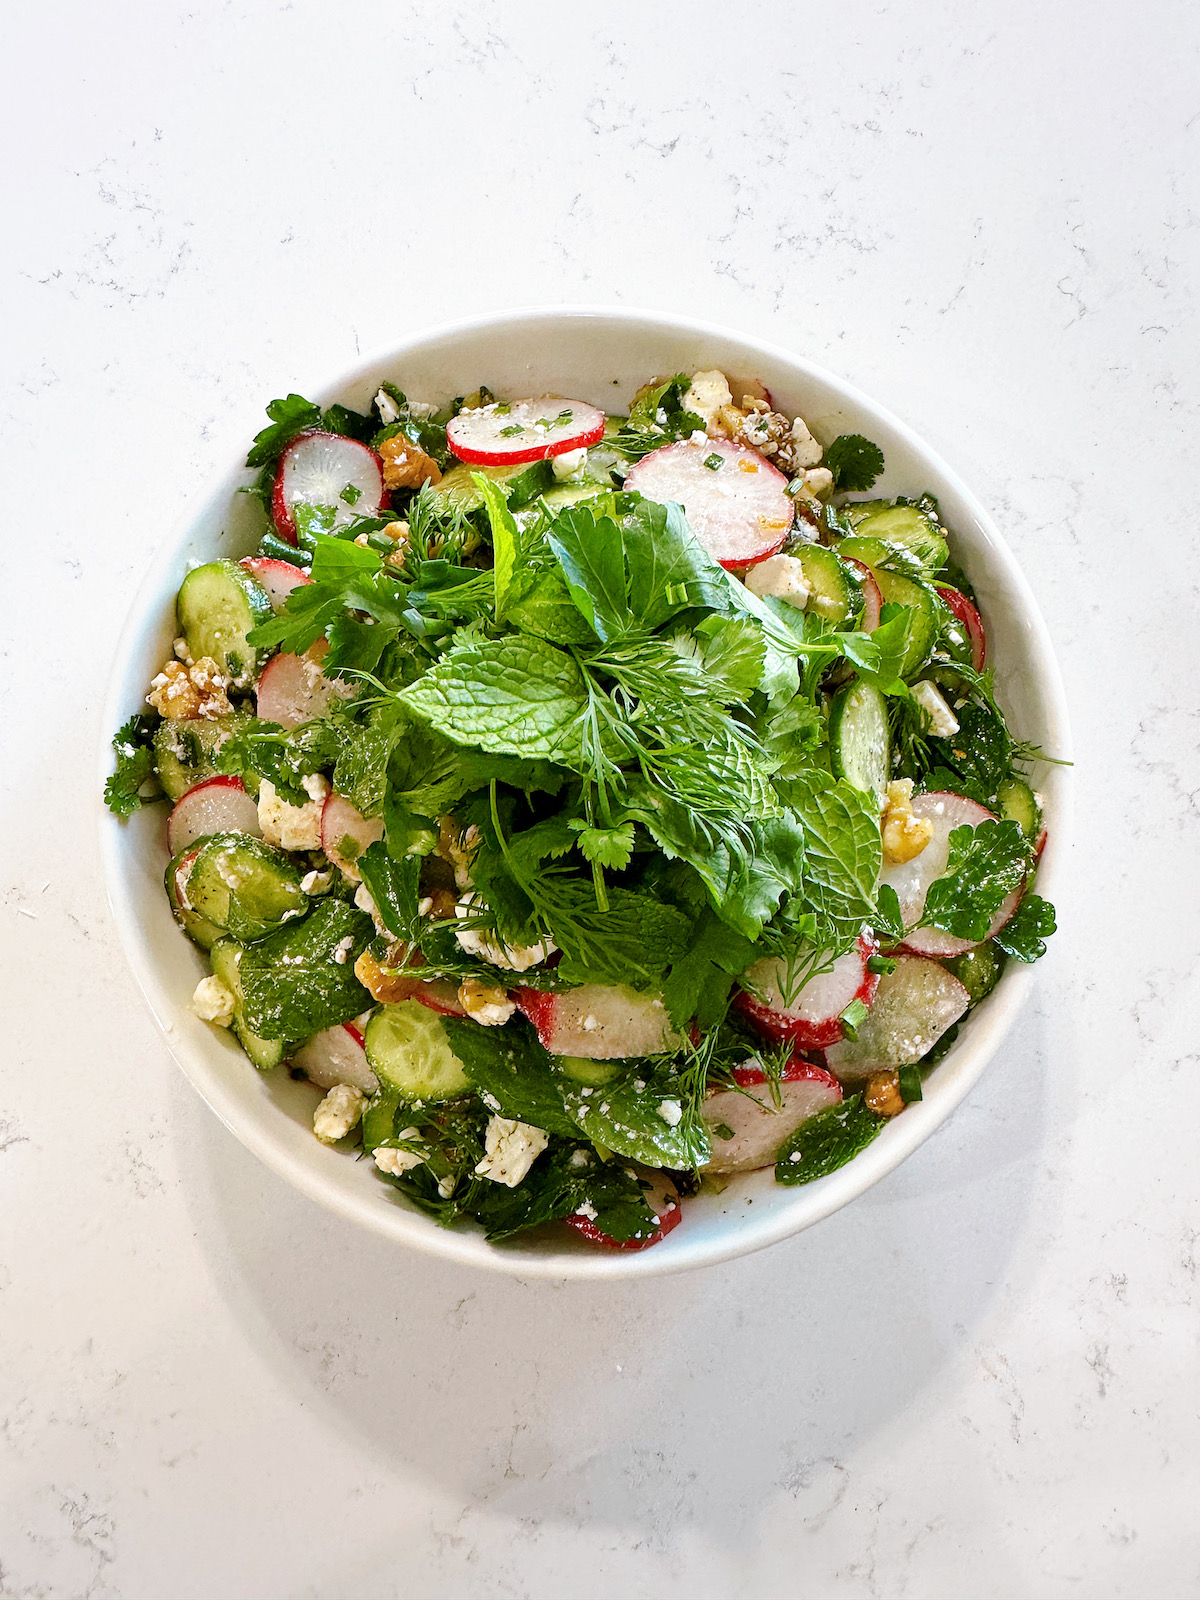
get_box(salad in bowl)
[105,346,1057,1257]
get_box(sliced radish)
[703,1054,843,1174]
[734,933,879,1049]
[239,556,313,613]
[446,397,606,465]
[882,791,1024,957]
[166,775,261,856]
[566,1170,682,1251]
[623,437,794,569]
[292,1023,378,1095]
[271,431,388,546]
[255,641,350,730]
[411,978,468,1018]
[936,586,987,671]
[515,984,685,1061]
[845,558,883,632]
[824,956,970,1082]
[321,793,384,881]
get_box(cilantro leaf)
[774,1093,883,1184]
[660,909,758,1030]
[105,712,160,818]
[245,394,321,470]
[568,819,636,871]
[991,893,1056,962]
[920,819,1028,943]
[824,433,885,493]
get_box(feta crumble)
[453,893,556,971]
[657,1099,683,1127]
[257,777,326,852]
[743,554,811,610]
[191,974,235,1026]
[373,1131,424,1176]
[551,447,588,480]
[474,1116,549,1187]
[312,1084,364,1143]
[911,680,961,739]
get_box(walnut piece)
[881,779,934,865]
[147,656,232,720]
[378,434,442,491]
[865,1069,906,1118]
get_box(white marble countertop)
[3,4,1198,1596]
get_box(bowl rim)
[97,304,1073,1280]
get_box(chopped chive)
[703,453,723,471]
[839,997,870,1040]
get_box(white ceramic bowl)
[98,307,1071,1279]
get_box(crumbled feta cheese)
[257,778,325,852]
[191,974,235,1026]
[300,869,332,895]
[173,636,192,662]
[437,1175,457,1198]
[657,1099,683,1127]
[743,554,811,610]
[581,1014,598,1032]
[373,1130,423,1175]
[302,772,330,804]
[569,1148,591,1168]
[474,1116,549,1187]
[682,369,733,431]
[453,892,556,971]
[458,977,516,1027]
[551,447,588,481]
[799,466,834,500]
[789,416,824,468]
[439,821,482,889]
[312,1084,364,1143]
[911,680,961,739]
[374,386,401,426]
[575,1200,599,1221]
[332,935,354,966]
[354,881,389,935]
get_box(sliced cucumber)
[186,833,308,943]
[797,545,862,622]
[536,480,610,511]
[996,777,1041,840]
[165,847,223,949]
[365,1001,471,1102]
[829,680,890,797]
[850,505,948,571]
[430,457,556,515]
[840,498,891,527]
[361,1087,401,1153]
[209,939,288,1070]
[176,561,272,689]
[944,942,1002,1003]
[873,568,938,677]
[557,1055,621,1087]
[153,713,255,802]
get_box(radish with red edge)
[734,933,879,1049]
[703,1054,843,1174]
[255,641,351,731]
[936,585,987,671]
[882,791,1024,957]
[411,979,468,1018]
[845,559,883,632]
[292,1023,378,1095]
[623,437,794,569]
[239,556,312,613]
[566,1171,682,1251]
[824,956,970,1082]
[271,431,388,546]
[167,775,261,856]
[321,793,384,882]
[446,398,606,465]
[514,983,685,1060]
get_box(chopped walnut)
[865,1069,906,1118]
[378,434,442,491]
[147,656,233,720]
[458,976,516,1027]
[881,779,934,865]
[354,946,424,1004]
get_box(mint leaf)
[357,841,421,940]
[440,1017,579,1139]
[775,1093,883,1184]
[991,893,1056,962]
[824,434,885,493]
[787,770,883,938]
[237,900,373,1038]
[105,713,160,817]
[558,1064,711,1169]
[921,819,1027,943]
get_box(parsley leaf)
[991,893,1056,962]
[245,394,321,470]
[104,712,160,817]
[774,1093,883,1184]
[824,433,885,493]
[568,819,636,871]
[547,505,632,640]
[920,819,1028,943]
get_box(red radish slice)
[623,438,794,569]
[412,979,468,1018]
[1034,826,1048,860]
[271,431,388,546]
[566,1171,682,1251]
[446,397,606,465]
[239,556,312,613]
[825,956,970,1082]
[734,933,879,1049]
[320,793,384,881]
[936,586,987,671]
[255,643,351,730]
[703,1054,843,1174]
[167,775,261,856]
[882,791,1024,957]
[292,1023,378,1095]
[845,559,883,632]
[514,984,685,1061]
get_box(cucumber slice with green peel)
[797,544,862,622]
[557,1055,621,1087]
[176,561,272,689]
[851,505,948,571]
[365,1000,471,1102]
[186,832,308,943]
[165,847,223,949]
[829,680,890,797]
[209,939,289,1070]
[840,499,891,527]
[361,1088,402,1153]
[944,941,1003,1003]
[873,568,939,677]
[153,713,256,802]
[996,777,1041,840]
[536,480,611,511]
[429,457,556,515]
